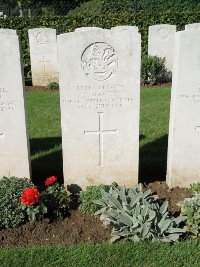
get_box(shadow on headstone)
[139,134,168,184]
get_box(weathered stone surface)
[58,27,141,190]
[111,26,138,33]
[0,32,31,178]
[0,28,16,35]
[167,30,200,188]
[185,23,200,30]
[148,24,176,71]
[28,28,58,86]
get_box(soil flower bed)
[0,181,192,248]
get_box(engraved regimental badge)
[81,42,118,81]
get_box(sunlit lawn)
[26,85,171,184]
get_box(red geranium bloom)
[20,187,40,206]
[45,176,57,186]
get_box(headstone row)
[1,26,200,189]
[27,23,200,86]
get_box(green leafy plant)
[141,55,170,85]
[47,81,59,90]
[0,177,34,229]
[41,176,70,219]
[79,183,118,216]
[178,184,200,238]
[190,183,200,195]
[94,184,185,242]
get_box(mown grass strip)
[0,240,199,267]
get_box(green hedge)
[0,12,200,77]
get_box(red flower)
[20,187,40,206]
[45,176,57,186]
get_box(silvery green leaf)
[130,193,143,207]
[174,215,184,224]
[93,199,105,206]
[106,194,122,209]
[94,207,107,216]
[168,227,185,234]
[148,210,156,221]
[141,223,150,236]
[110,235,120,243]
[141,205,148,218]
[135,203,141,217]
[118,213,133,226]
[158,219,171,233]
[163,234,180,242]
[160,201,168,215]
[143,189,152,198]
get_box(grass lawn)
[0,241,199,267]
[1,86,199,266]
[26,85,171,184]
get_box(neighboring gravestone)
[167,30,200,188]
[148,24,176,71]
[58,27,141,190]
[185,23,200,30]
[0,31,31,178]
[111,25,138,33]
[0,28,16,35]
[28,28,58,86]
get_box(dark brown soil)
[25,86,51,92]
[0,182,191,249]
[145,181,192,214]
[0,210,111,249]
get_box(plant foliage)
[1,11,198,77]
[0,177,34,229]
[94,184,185,242]
[79,183,118,216]
[178,184,200,238]
[141,56,170,85]
[47,81,59,90]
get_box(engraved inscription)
[81,42,118,81]
[0,133,4,139]
[0,87,16,111]
[157,27,169,39]
[36,32,48,44]
[84,112,118,166]
[62,84,134,109]
[195,126,200,131]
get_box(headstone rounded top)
[81,42,118,81]
[28,27,55,31]
[185,23,200,30]
[0,28,17,35]
[111,26,138,32]
[149,24,176,41]
[75,27,103,32]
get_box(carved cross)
[84,112,118,166]
[39,56,50,73]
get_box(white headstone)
[167,30,200,188]
[111,26,138,33]
[148,24,176,71]
[75,27,103,32]
[58,27,141,190]
[28,28,58,86]
[0,32,31,178]
[185,23,200,30]
[0,28,16,35]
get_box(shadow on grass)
[139,134,168,184]
[30,137,63,185]
[30,134,169,186]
